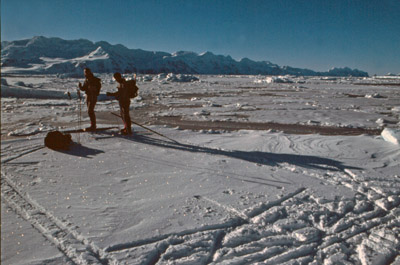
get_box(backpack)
[125,79,139,98]
[44,131,72,150]
[93,77,101,96]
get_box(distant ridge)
[1,36,369,77]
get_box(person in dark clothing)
[78,68,101,131]
[106,72,132,135]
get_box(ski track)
[2,137,400,264]
[103,159,399,264]
[1,143,45,163]
[1,172,119,265]
[104,177,399,265]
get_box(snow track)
[2,126,399,263]
[1,143,45,163]
[2,135,399,264]
[102,181,399,264]
[1,173,118,265]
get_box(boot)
[84,125,96,132]
[126,126,132,135]
[120,127,132,135]
[88,112,96,131]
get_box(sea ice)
[381,128,400,145]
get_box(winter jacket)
[107,79,131,104]
[80,75,101,96]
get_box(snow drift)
[381,128,400,145]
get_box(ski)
[62,126,119,134]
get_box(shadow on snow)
[99,132,362,173]
[56,143,105,158]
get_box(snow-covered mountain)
[1,36,369,77]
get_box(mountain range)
[1,36,369,77]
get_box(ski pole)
[67,90,81,143]
[111,112,179,143]
[77,89,82,143]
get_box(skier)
[106,72,132,135]
[78,68,101,131]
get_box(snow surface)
[1,74,400,264]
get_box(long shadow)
[104,132,361,172]
[55,143,104,158]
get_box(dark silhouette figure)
[107,72,132,135]
[78,68,101,131]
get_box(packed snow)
[1,74,400,264]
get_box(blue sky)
[1,0,399,75]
